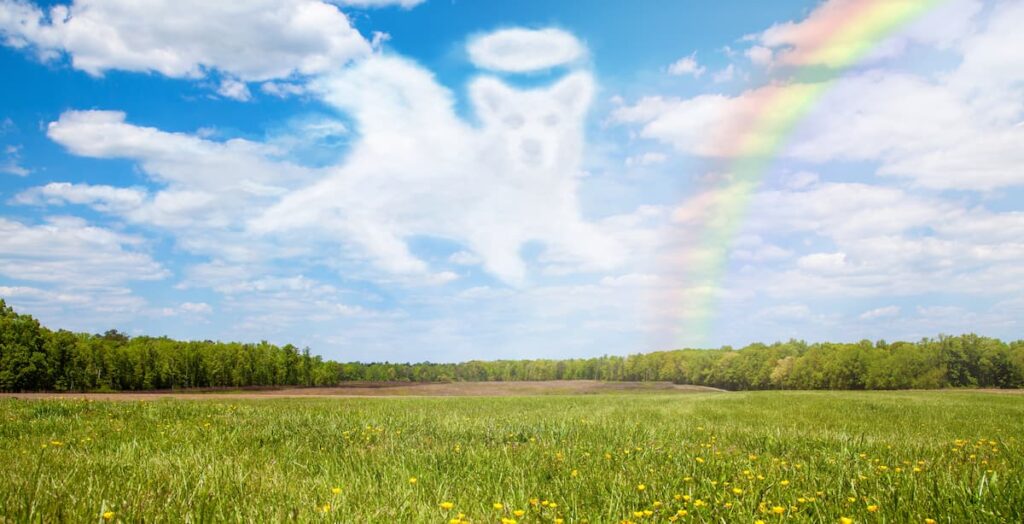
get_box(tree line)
[2,299,1022,391]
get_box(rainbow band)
[680,0,946,345]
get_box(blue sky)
[1,0,1022,362]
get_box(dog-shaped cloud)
[251,54,621,284]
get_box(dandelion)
[493,502,504,510]
[924,520,936,524]
[637,484,646,491]
[408,477,417,484]
[732,488,743,495]
[840,518,854,524]
[780,480,790,487]
[331,486,342,495]
[102,511,115,521]
[867,504,879,513]
[501,519,517,524]
[321,503,331,512]
[771,506,785,515]
[513,510,525,517]
[439,501,455,510]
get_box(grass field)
[1,389,1022,523]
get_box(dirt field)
[0,380,726,400]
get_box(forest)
[2,299,1022,391]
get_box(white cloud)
[666,52,705,77]
[712,64,735,83]
[178,301,212,314]
[744,45,772,66]
[1,144,28,175]
[252,56,622,283]
[43,110,315,229]
[217,78,252,101]
[611,1,1024,191]
[467,27,585,72]
[0,0,370,81]
[752,0,982,68]
[0,216,167,287]
[333,0,425,8]
[624,152,667,167]
[859,305,900,320]
[15,182,146,212]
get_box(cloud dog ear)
[550,72,593,116]
[470,76,514,123]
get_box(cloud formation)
[467,28,585,72]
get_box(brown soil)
[0,380,725,401]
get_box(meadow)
[1,390,1022,523]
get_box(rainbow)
[677,0,946,345]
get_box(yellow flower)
[756,520,766,524]
[501,519,517,524]
[549,502,559,508]
[321,503,331,512]
[102,511,115,521]
[771,506,785,515]
[439,501,455,510]
[408,477,417,484]
[677,509,688,517]
[633,511,644,518]
[637,484,646,491]
[780,480,790,487]
[867,504,879,513]
[554,520,564,524]
[513,510,525,517]
[331,486,342,495]
[840,518,854,524]
[732,488,743,495]
[493,502,504,510]
[571,469,579,477]
[924,520,936,524]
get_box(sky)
[0,0,1022,363]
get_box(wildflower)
[102,511,115,521]
[732,488,743,495]
[493,502,504,510]
[924,520,936,524]
[780,480,790,487]
[867,504,879,513]
[771,506,785,515]
[331,486,341,495]
[408,477,417,484]
[840,519,854,524]
[321,503,331,512]
[637,484,646,491]
[440,501,455,510]
[554,519,564,524]
[501,519,517,524]
[513,510,525,517]
[677,510,688,516]
[571,469,579,477]
[756,521,766,524]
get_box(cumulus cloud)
[611,1,1024,190]
[43,110,315,229]
[666,52,705,77]
[751,0,982,68]
[467,27,585,72]
[252,56,621,284]
[0,216,167,287]
[859,305,900,320]
[0,0,370,81]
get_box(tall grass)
[1,391,1021,522]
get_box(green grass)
[1,391,1022,523]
